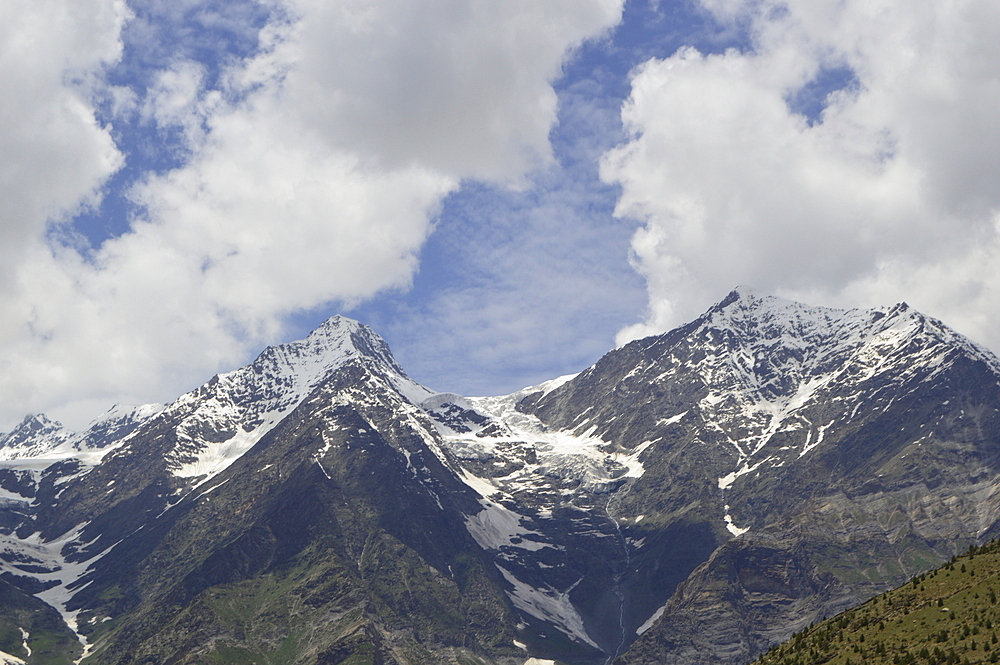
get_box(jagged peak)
[247,315,404,382]
[0,413,72,459]
[706,287,911,336]
[687,288,1000,381]
[12,413,64,433]
[713,285,917,319]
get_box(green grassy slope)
[754,540,1000,665]
[0,578,82,664]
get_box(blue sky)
[3,0,1000,428]
[83,0,743,397]
[343,0,743,396]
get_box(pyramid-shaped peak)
[0,413,72,459]
[305,314,364,338]
[277,315,402,376]
[163,314,431,480]
[16,413,64,432]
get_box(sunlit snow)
[169,316,433,483]
[636,603,667,635]
[0,650,25,665]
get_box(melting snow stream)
[604,492,632,665]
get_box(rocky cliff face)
[1,290,1000,665]
[515,288,1000,664]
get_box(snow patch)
[18,629,29,658]
[723,505,749,537]
[717,458,767,490]
[537,373,580,397]
[0,524,116,660]
[800,422,832,457]
[465,499,549,552]
[656,411,688,427]
[612,440,655,479]
[0,650,25,665]
[637,604,667,635]
[459,469,500,499]
[174,422,280,479]
[0,486,30,503]
[495,565,599,649]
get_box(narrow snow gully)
[604,493,632,665]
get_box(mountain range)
[2,287,1000,665]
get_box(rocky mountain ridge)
[1,288,999,665]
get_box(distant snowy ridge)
[0,317,434,489]
[2,294,998,665]
[0,403,163,463]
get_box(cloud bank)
[605,0,1000,348]
[0,0,623,428]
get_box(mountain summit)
[2,292,1000,665]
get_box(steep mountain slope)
[753,539,1000,665]
[1,289,1000,665]
[521,288,1000,664]
[0,318,528,665]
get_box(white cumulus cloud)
[604,0,1000,350]
[0,0,128,285]
[0,0,624,428]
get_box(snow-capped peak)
[270,315,389,382]
[670,288,1000,491]
[302,315,403,370]
[0,414,72,460]
[707,287,883,341]
[0,403,167,464]
[165,315,432,480]
[705,287,999,376]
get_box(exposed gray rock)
[1,289,1000,665]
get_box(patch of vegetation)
[0,578,82,664]
[754,540,1000,665]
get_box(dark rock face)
[511,288,1000,664]
[2,293,1000,665]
